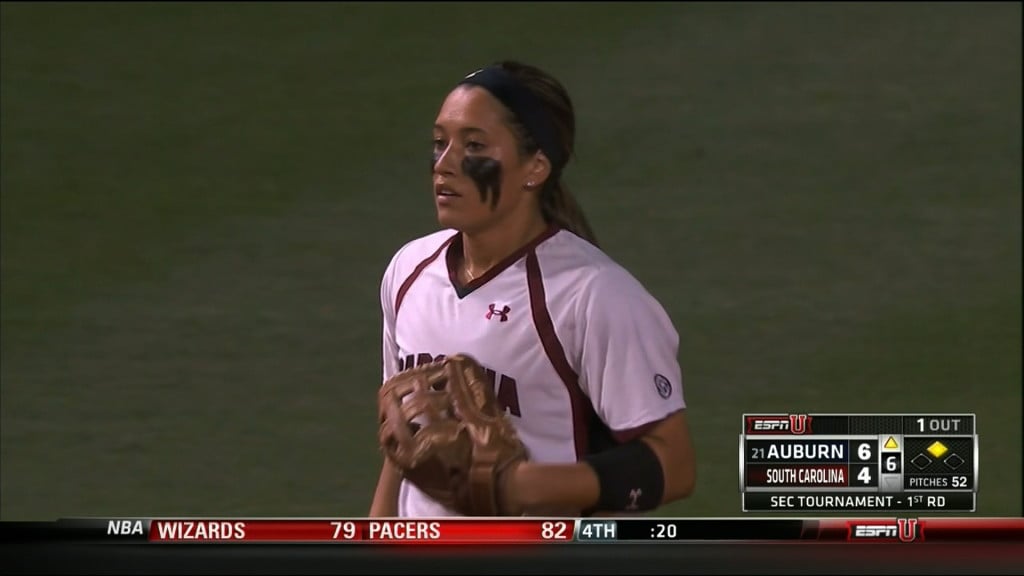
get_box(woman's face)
[431,85,541,234]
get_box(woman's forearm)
[507,461,600,514]
[507,412,696,515]
[369,459,402,517]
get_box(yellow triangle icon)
[884,436,899,450]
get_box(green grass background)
[1,2,1020,520]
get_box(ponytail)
[541,180,599,247]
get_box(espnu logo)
[745,414,812,435]
[848,519,920,543]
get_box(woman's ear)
[525,150,552,189]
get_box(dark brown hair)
[493,61,599,246]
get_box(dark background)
[1,2,1020,521]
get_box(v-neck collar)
[445,225,561,299]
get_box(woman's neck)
[461,215,550,277]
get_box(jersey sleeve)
[576,266,685,440]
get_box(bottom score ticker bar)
[2,517,1021,545]
[53,519,575,544]
[146,519,572,543]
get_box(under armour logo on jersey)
[485,303,511,322]
[626,488,642,511]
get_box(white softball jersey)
[379,226,685,517]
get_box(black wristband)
[582,439,665,512]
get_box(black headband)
[458,66,565,171]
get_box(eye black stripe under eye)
[462,156,503,208]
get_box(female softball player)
[370,61,696,517]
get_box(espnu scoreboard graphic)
[740,413,979,512]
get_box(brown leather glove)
[378,354,529,516]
